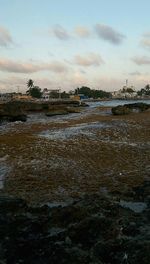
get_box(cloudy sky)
[0,0,150,92]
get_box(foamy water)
[39,122,109,140]
[119,200,147,213]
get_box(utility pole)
[59,88,61,99]
[17,86,20,94]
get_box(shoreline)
[0,102,149,263]
[0,104,149,205]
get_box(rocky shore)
[0,179,149,264]
[0,102,150,263]
[0,100,83,123]
[112,103,150,115]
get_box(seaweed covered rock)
[0,181,149,264]
[112,102,150,115]
[0,100,82,122]
[111,105,131,115]
[125,102,150,112]
[0,101,27,122]
[46,110,69,116]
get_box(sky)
[0,0,150,93]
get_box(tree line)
[75,86,111,99]
[26,80,111,99]
[26,79,150,99]
[137,84,150,96]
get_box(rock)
[0,100,81,122]
[0,101,27,122]
[65,236,72,245]
[0,196,26,213]
[112,102,150,115]
[111,105,131,115]
[66,107,81,113]
[80,102,89,107]
[46,110,69,116]
[0,183,149,263]
[125,102,150,112]
[122,222,139,236]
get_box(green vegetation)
[27,79,34,89]
[27,86,42,98]
[26,79,42,98]
[75,86,111,99]
[112,102,150,115]
[112,105,131,115]
[122,87,135,93]
[137,84,150,96]
[61,91,70,99]
[24,79,150,100]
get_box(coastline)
[0,102,150,263]
[0,103,149,204]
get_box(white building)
[0,93,12,101]
[42,88,61,100]
[112,86,137,99]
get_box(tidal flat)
[0,104,149,204]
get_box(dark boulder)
[112,105,131,115]
[112,102,150,115]
[0,101,27,122]
[0,182,149,263]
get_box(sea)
[88,99,150,108]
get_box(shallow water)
[0,99,149,133]
[88,99,150,108]
[39,122,109,140]
[119,200,147,213]
[27,108,90,124]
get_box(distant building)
[0,93,32,101]
[70,94,88,101]
[12,94,32,100]
[0,93,12,101]
[112,86,137,99]
[42,88,61,100]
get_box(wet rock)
[0,183,149,263]
[80,102,89,107]
[111,105,131,115]
[0,100,81,123]
[46,110,69,116]
[0,101,27,122]
[122,222,139,236]
[91,240,123,263]
[68,215,112,247]
[125,102,150,112]
[0,196,26,213]
[112,102,150,115]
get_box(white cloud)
[0,59,42,73]
[47,61,68,73]
[129,71,141,76]
[95,24,125,45]
[74,52,104,67]
[132,56,150,65]
[141,33,150,49]
[0,26,13,47]
[74,26,91,38]
[51,24,70,40]
[0,58,68,73]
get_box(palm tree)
[145,84,150,91]
[27,79,34,89]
